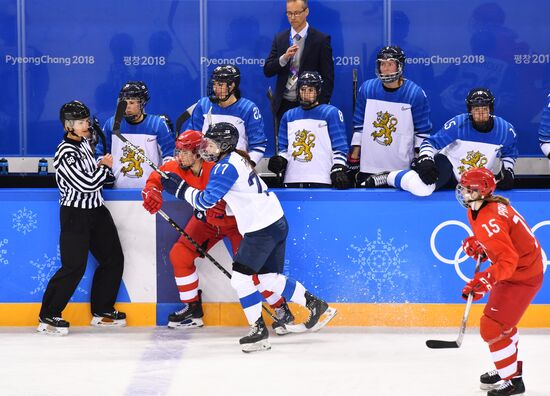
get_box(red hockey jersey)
[467,201,543,282]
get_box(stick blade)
[113,100,127,132]
[426,339,460,349]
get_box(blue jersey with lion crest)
[419,113,518,180]
[279,104,348,184]
[351,78,432,174]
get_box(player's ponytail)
[485,195,510,205]
[235,149,256,170]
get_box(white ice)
[0,327,548,396]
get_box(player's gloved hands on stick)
[497,167,514,190]
[141,186,163,214]
[268,155,288,175]
[330,164,350,190]
[160,171,188,200]
[462,236,488,262]
[411,155,438,185]
[462,270,496,301]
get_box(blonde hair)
[485,194,510,205]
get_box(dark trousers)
[39,205,124,317]
[234,216,288,274]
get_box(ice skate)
[285,291,337,333]
[362,172,389,188]
[480,368,502,390]
[239,317,271,353]
[91,310,127,327]
[271,301,295,336]
[167,301,204,329]
[37,316,70,336]
[487,361,524,396]
[487,377,525,396]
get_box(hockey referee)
[37,100,126,335]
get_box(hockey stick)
[266,87,279,155]
[156,209,281,323]
[175,102,197,134]
[352,68,358,111]
[425,255,482,349]
[266,87,284,186]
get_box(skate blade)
[36,323,69,336]
[90,317,127,327]
[242,339,271,353]
[284,323,308,333]
[310,307,337,332]
[274,326,290,336]
[168,318,204,329]
[480,382,502,391]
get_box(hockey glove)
[141,186,163,214]
[497,167,514,190]
[411,155,438,185]
[104,169,116,188]
[160,171,188,200]
[207,200,227,220]
[268,155,288,175]
[462,236,488,262]
[462,270,496,301]
[330,164,350,190]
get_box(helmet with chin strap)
[375,46,405,83]
[298,71,323,109]
[456,167,496,208]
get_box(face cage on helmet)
[208,78,236,103]
[375,59,403,83]
[198,138,222,162]
[455,184,487,208]
[298,84,320,109]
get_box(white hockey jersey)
[279,104,348,184]
[184,152,284,235]
[351,78,432,173]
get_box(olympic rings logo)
[430,220,549,282]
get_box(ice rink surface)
[0,326,548,396]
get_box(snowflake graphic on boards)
[29,246,88,297]
[0,239,8,265]
[348,229,408,300]
[12,207,38,235]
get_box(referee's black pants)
[39,205,124,318]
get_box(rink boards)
[0,188,548,327]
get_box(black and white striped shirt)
[54,135,109,208]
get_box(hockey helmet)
[456,167,496,208]
[375,46,405,83]
[199,122,239,161]
[298,71,323,109]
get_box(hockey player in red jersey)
[142,130,294,332]
[457,167,543,395]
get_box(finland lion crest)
[371,111,398,146]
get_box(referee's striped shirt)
[54,135,110,209]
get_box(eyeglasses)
[286,8,307,18]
